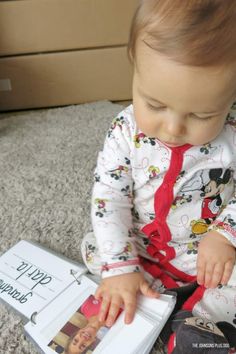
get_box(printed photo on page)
[47,294,111,354]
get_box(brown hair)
[128,0,236,67]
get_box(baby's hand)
[197,230,236,288]
[95,272,159,327]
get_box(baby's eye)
[146,102,166,111]
[190,113,214,121]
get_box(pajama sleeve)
[91,115,142,278]
[208,105,236,248]
[208,180,236,248]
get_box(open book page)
[97,295,176,354]
[137,293,175,320]
[93,311,156,354]
[133,295,176,354]
[25,275,176,354]
[0,240,86,320]
[25,276,105,354]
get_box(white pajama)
[81,103,236,329]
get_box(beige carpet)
[0,101,165,354]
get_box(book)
[0,240,176,354]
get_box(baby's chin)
[156,137,186,147]
[163,141,185,148]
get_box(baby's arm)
[197,115,236,288]
[197,229,236,288]
[91,113,159,326]
[198,163,236,288]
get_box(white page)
[133,318,163,354]
[135,335,156,354]
[135,294,176,354]
[94,296,175,354]
[138,294,172,317]
[93,311,155,354]
[93,295,175,354]
[133,328,156,354]
[0,240,86,319]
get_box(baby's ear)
[171,310,193,331]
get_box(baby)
[81,0,236,351]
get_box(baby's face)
[132,39,235,147]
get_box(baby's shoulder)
[108,104,136,138]
[113,104,135,126]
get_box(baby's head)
[128,0,236,147]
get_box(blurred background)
[0,0,138,112]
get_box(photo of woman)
[48,294,109,354]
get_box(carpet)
[0,101,165,354]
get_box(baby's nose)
[165,114,186,136]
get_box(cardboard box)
[0,0,138,56]
[0,47,133,111]
[0,0,137,110]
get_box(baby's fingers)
[140,280,160,298]
[98,295,111,323]
[124,293,137,325]
[208,263,223,288]
[197,258,206,286]
[105,295,123,327]
[220,260,234,285]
